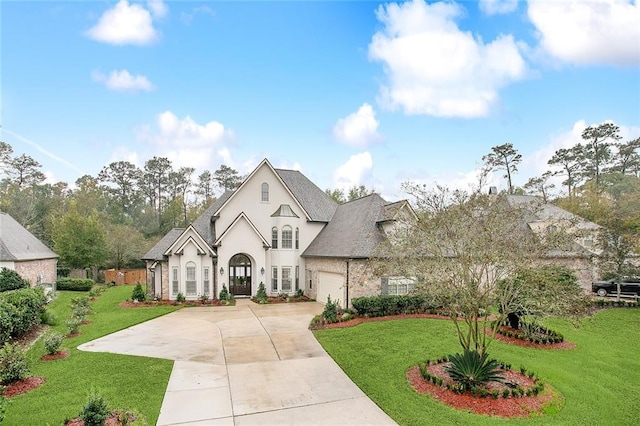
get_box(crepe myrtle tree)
[375,183,580,356]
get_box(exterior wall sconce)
[260,267,265,275]
[220,267,224,275]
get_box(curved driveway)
[79,299,396,425]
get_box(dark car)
[592,277,640,297]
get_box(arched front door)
[229,253,252,296]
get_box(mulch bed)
[40,350,69,361]
[407,365,559,418]
[2,377,45,398]
[119,299,234,308]
[253,296,314,304]
[65,410,142,426]
[320,313,451,329]
[488,329,577,350]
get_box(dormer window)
[261,182,269,202]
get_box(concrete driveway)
[79,299,396,425]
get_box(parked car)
[592,277,640,297]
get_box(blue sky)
[1,0,639,201]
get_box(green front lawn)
[314,309,640,425]
[3,285,181,425]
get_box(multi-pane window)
[272,267,278,292]
[381,276,416,296]
[186,262,197,296]
[295,266,299,291]
[172,267,179,294]
[203,267,210,296]
[261,182,269,202]
[295,228,299,249]
[282,226,292,249]
[272,227,278,249]
[282,267,292,292]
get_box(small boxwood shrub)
[0,287,47,345]
[0,343,29,385]
[0,268,29,293]
[56,278,95,292]
[43,332,64,355]
[80,388,110,426]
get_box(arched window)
[295,227,299,249]
[261,182,269,202]
[282,225,292,249]
[185,262,197,296]
[272,227,278,249]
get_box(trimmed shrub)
[131,284,146,302]
[0,287,47,345]
[0,268,29,293]
[351,294,440,317]
[80,388,110,426]
[322,296,338,323]
[219,285,229,301]
[56,278,94,292]
[254,282,268,303]
[0,343,29,385]
[43,332,64,355]
[66,317,82,335]
[176,292,186,303]
[40,309,58,326]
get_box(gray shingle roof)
[141,228,185,261]
[506,195,600,230]
[302,194,388,259]
[275,168,337,222]
[192,192,233,246]
[0,212,58,261]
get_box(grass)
[3,285,181,425]
[314,308,640,426]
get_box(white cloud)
[137,111,233,170]
[92,69,154,92]
[333,103,381,147]
[528,0,640,66]
[333,152,374,190]
[479,0,518,15]
[181,5,216,25]
[368,0,527,118]
[86,0,165,45]
[109,146,140,167]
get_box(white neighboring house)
[0,212,59,285]
[143,159,414,307]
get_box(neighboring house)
[0,212,59,285]
[505,194,601,291]
[142,159,413,307]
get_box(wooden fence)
[104,269,147,285]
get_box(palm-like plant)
[446,349,504,391]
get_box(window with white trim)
[272,227,278,249]
[172,267,179,294]
[203,267,210,295]
[186,262,197,296]
[381,276,417,295]
[261,182,269,202]
[282,226,292,249]
[272,267,278,292]
[282,267,292,292]
[295,228,299,249]
[295,266,299,291]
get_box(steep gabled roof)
[214,212,270,247]
[141,228,185,261]
[505,195,600,230]
[302,194,389,259]
[274,168,337,222]
[213,159,338,223]
[163,225,215,257]
[0,212,58,261]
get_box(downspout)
[346,260,350,308]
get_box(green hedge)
[0,268,29,293]
[351,294,441,317]
[0,287,47,345]
[56,278,95,291]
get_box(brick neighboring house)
[0,212,59,285]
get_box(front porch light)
[220,267,224,275]
[260,267,265,275]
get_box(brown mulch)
[65,410,141,426]
[119,299,234,308]
[254,296,314,304]
[488,329,577,350]
[407,365,559,418]
[66,331,80,338]
[2,377,45,398]
[40,350,70,361]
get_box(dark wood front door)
[229,253,252,296]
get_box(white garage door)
[317,272,345,308]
